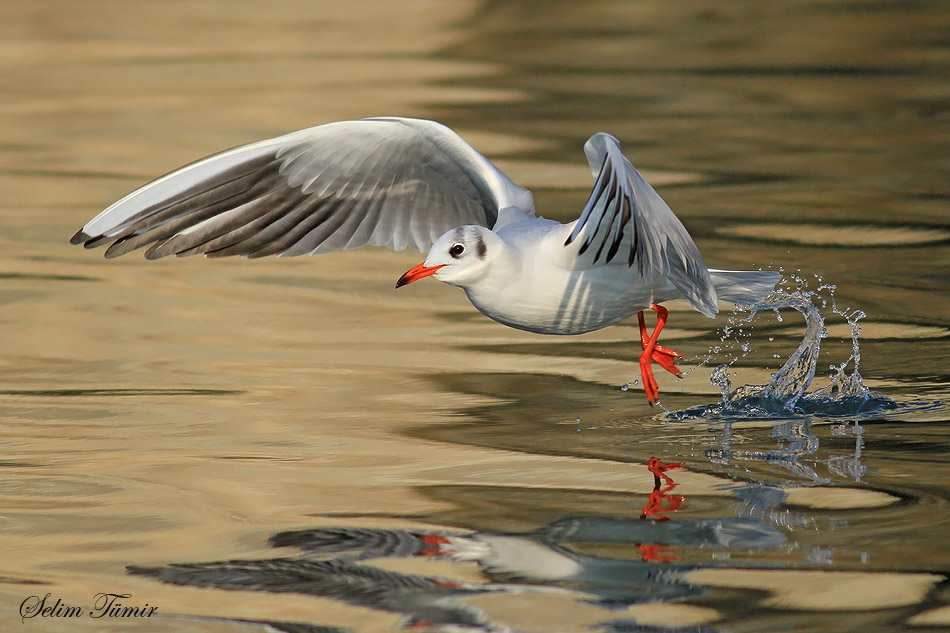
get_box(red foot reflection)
[636,543,679,563]
[646,456,682,486]
[638,458,685,562]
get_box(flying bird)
[71,117,780,404]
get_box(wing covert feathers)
[73,118,534,259]
[564,133,718,317]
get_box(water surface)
[1,1,948,631]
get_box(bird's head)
[396,225,500,290]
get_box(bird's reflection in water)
[129,464,786,633]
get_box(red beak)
[395,262,445,288]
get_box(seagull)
[71,117,780,404]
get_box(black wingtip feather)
[103,244,124,259]
[69,230,90,245]
[144,240,172,260]
[82,234,111,249]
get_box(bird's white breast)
[463,220,676,335]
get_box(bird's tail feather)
[708,269,782,306]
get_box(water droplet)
[768,336,775,342]
[576,417,581,423]
[621,383,629,391]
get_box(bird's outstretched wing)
[71,117,534,259]
[559,133,717,317]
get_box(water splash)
[671,275,897,420]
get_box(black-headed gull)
[72,117,780,403]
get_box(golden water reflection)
[1,0,948,631]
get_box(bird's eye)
[449,243,465,258]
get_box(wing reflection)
[129,556,494,630]
[128,464,787,632]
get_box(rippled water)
[1,1,948,632]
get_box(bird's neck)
[458,239,523,311]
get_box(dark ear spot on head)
[476,235,486,259]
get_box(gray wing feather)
[72,118,534,259]
[563,133,718,317]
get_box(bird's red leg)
[638,308,682,378]
[638,304,681,404]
